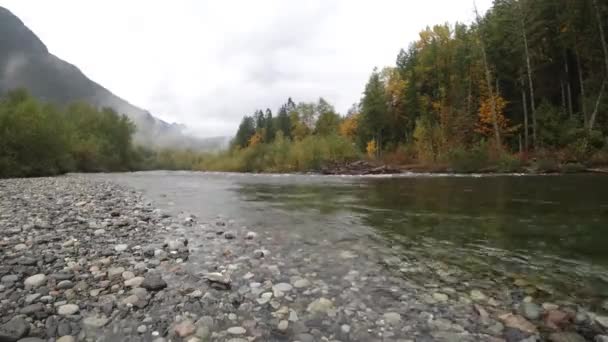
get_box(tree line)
[0,89,138,177]
[229,0,608,172]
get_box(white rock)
[257,292,273,305]
[189,290,203,298]
[433,292,449,302]
[124,277,145,288]
[57,336,76,342]
[57,304,79,316]
[470,290,487,301]
[108,267,125,279]
[288,310,299,322]
[277,320,288,331]
[114,244,129,252]
[307,298,334,314]
[273,283,293,292]
[293,278,311,288]
[339,250,357,259]
[384,312,402,324]
[227,326,246,335]
[82,315,109,329]
[24,274,47,288]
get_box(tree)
[339,113,359,141]
[264,108,275,142]
[360,68,389,152]
[276,103,292,139]
[475,6,502,147]
[234,116,256,148]
[314,98,340,136]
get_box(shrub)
[533,157,560,173]
[446,143,490,173]
[497,153,524,173]
[562,163,586,173]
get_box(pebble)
[174,321,195,337]
[108,267,125,279]
[141,273,167,291]
[257,292,273,304]
[24,274,47,288]
[433,292,449,302]
[548,332,586,342]
[57,304,79,316]
[0,317,30,341]
[20,303,44,315]
[384,312,402,324]
[499,313,537,334]
[114,244,129,252]
[307,298,334,314]
[122,271,135,280]
[57,280,74,289]
[277,320,288,331]
[56,336,76,342]
[521,302,541,320]
[227,326,246,335]
[82,315,109,329]
[293,278,311,288]
[124,277,145,288]
[273,283,293,292]
[470,289,487,301]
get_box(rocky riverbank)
[2,176,608,342]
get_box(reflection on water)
[96,171,608,304]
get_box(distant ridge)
[0,6,227,150]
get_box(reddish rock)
[499,313,538,334]
[544,310,571,330]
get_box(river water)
[95,171,608,309]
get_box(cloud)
[0,0,493,137]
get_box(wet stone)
[0,317,30,342]
[20,303,44,315]
[141,273,167,291]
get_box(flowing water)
[94,171,608,308]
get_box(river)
[94,171,608,309]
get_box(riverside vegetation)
[2,0,608,177]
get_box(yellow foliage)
[248,132,264,147]
[475,95,515,137]
[339,114,359,140]
[366,139,378,158]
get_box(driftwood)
[321,160,402,175]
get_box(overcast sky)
[1,0,492,137]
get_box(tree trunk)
[594,0,608,74]
[564,52,573,118]
[589,78,607,132]
[561,81,567,115]
[476,6,501,148]
[520,76,529,151]
[519,1,536,149]
[576,50,588,127]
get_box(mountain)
[0,6,227,150]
